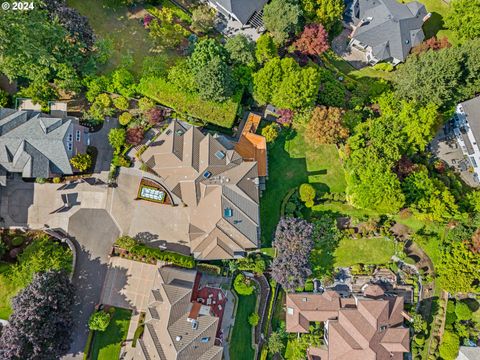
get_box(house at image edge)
[346,0,430,65]
[207,0,267,26]
[0,106,89,186]
[453,95,480,183]
[140,120,260,260]
[286,290,410,359]
[137,266,223,360]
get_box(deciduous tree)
[108,128,126,151]
[126,127,144,145]
[191,5,216,33]
[299,183,316,207]
[225,35,256,66]
[0,271,74,360]
[255,33,278,64]
[306,106,348,145]
[195,57,235,102]
[262,123,280,143]
[70,153,92,172]
[271,218,314,291]
[294,23,329,56]
[445,0,480,40]
[263,0,303,45]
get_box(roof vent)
[302,297,308,302]
[176,129,184,136]
[176,336,182,341]
[166,129,172,135]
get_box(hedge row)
[138,76,241,128]
[129,243,195,268]
[197,263,222,275]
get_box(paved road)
[63,209,119,360]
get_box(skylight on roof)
[224,208,233,218]
[203,171,212,179]
[215,150,226,160]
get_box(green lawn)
[0,263,21,319]
[91,307,132,360]
[67,0,174,74]
[230,293,256,360]
[403,0,458,45]
[334,237,396,267]
[261,128,346,246]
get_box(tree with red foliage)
[126,127,144,145]
[145,108,165,125]
[411,36,451,54]
[276,109,294,126]
[294,23,329,56]
[393,155,418,180]
[470,229,480,254]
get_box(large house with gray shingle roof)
[137,266,223,360]
[207,0,267,26]
[140,120,260,260]
[0,108,89,186]
[347,0,429,65]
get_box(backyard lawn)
[0,263,21,319]
[67,0,180,74]
[260,128,346,246]
[91,307,132,360]
[229,293,256,360]
[334,237,396,267]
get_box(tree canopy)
[0,271,74,360]
[225,35,256,66]
[253,57,321,109]
[271,218,314,291]
[263,0,303,45]
[305,106,348,145]
[445,0,480,40]
[294,23,329,56]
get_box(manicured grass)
[261,129,346,246]
[230,293,256,360]
[334,237,396,267]
[91,307,132,360]
[0,264,21,319]
[403,0,458,45]
[67,0,164,74]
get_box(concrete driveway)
[0,174,34,227]
[63,209,120,360]
[89,117,118,173]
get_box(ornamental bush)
[299,183,316,208]
[248,312,260,326]
[88,311,111,332]
[262,123,280,143]
[119,112,133,126]
[233,273,255,296]
[113,96,129,111]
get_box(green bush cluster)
[233,273,255,296]
[138,77,241,128]
[115,236,195,268]
[196,263,221,275]
[88,310,111,332]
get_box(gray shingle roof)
[210,0,267,24]
[0,109,76,178]
[352,0,427,62]
[460,96,480,145]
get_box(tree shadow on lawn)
[423,12,445,39]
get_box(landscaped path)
[62,209,120,360]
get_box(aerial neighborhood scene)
[0,0,480,359]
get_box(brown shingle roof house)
[286,291,410,360]
[141,120,260,260]
[137,266,223,360]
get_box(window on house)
[68,133,73,142]
[379,325,387,332]
[76,130,81,141]
[67,143,73,151]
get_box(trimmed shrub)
[113,96,129,111]
[138,77,241,128]
[11,236,25,247]
[52,177,62,184]
[197,263,221,275]
[115,236,137,251]
[119,112,133,126]
[248,312,260,326]
[88,310,111,332]
[233,273,255,296]
[299,183,316,208]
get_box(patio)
[192,272,228,340]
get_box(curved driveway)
[63,209,119,360]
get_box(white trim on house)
[454,103,480,181]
